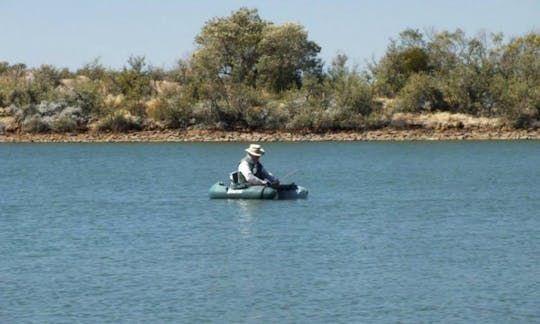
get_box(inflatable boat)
[209,182,308,200]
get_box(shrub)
[239,105,265,129]
[123,100,147,117]
[286,111,313,130]
[364,113,390,130]
[435,65,495,116]
[243,104,289,130]
[281,96,316,130]
[147,96,193,129]
[115,56,154,102]
[369,29,429,96]
[77,58,108,81]
[8,101,89,132]
[8,88,34,107]
[491,33,540,127]
[97,110,142,132]
[493,78,540,128]
[331,77,373,117]
[21,114,50,133]
[222,84,279,129]
[51,116,79,132]
[67,79,107,118]
[397,73,445,113]
[240,100,288,130]
[323,102,366,130]
[191,101,217,129]
[50,106,87,132]
[322,54,374,130]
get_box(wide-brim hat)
[245,144,265,156]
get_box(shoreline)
[1,128,540,143]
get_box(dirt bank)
[1,128,540,143]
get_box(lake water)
[1,141,539,323]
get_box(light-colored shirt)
[238,156,277,185]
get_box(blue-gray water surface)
[1,141,539,323]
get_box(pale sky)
[1,0,538,71]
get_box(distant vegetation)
[1,8,539,133]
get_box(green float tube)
[209,182,308,200]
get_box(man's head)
[245,144,265,160]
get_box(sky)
[1,0,539,71]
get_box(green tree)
[191,8,322,94]
[256,23,322,92]
[372,28,505,116]
[115,56,153,103]
[431,31,501,115]
[325,54,373,129]
[492,33,540,126]
[425,29,466,74]
[192,7,267,88]
[370,29,430,96]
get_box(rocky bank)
[1,128,540,143]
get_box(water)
[1,141,539,323]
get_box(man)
[236,144,280,187]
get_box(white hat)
[245,144,265,156]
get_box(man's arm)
[260,166,279,185]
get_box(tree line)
[1,8,539,133]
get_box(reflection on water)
[229,200,261,237]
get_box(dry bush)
[390,112,501,129]
[96,110,142,132]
